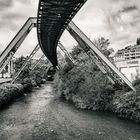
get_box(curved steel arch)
[37,0,86,66]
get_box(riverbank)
[0,83,33,108]
[0,83,140,140]
[53,46,140,123]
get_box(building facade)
[0,59,15,78]
[113,45,140,81]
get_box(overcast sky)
[0,0,140,58]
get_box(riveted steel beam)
[58,42,74,64]
[0,17,37,74]
[67,21,136,91]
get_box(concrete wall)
[114,58,140,81]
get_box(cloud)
[0,0,13,10]
[0,0,38,57]
[0,0,140,58]
[121,5,137,13]
[69,0,140,51]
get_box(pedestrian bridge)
[0,0,136,91]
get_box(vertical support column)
[0,17,37,75]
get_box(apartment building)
[113,45,140,81]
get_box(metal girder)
[11,44,40,83]
[0,52,13,74]
[37,0,87,66]
[30,54,45,71]
[67,21,136,91]
[0,17,36,74]
[57,50,66,68]
[58,42,74,64]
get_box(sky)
[0,0,140,58]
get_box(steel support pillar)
[67,21,135,91]
[0,17,36,74]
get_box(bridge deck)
[37,0,86,66]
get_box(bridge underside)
[37,0,86,66]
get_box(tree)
[14,56,26,73]
[70,44,84,59]
[136,38,140,45]
[93,37,114,57]
[14,56,31,81]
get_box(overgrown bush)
[0,58,49,108]
[15,66,47,88]
[55,60,115,110]
[112,91,140,122]
[14,56,48,88]
[54,38,140,123]
[0,83,32,108]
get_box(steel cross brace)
[68,31,115,84]
[30,54,45,71]
[58,42,74,64]
[67,21,136,91]
[57,50,66,68]
[0,52,13,74]
[11,44,40,83]
[0,17,37,75]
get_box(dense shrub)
[0,83,32,108]
[0,58,48,108]
[16,67,47,88]
[112,91,140,122]
[54,55,115,111]
[54,41,140,123]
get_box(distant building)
[113,45,140,62]
[0,59,15,78]
[113,45,140,81]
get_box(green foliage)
[55,59,114,111]
[54,36,140,123]
[70,45,84,60]
[112,91,140,122]
[93,37,114,57]
[14,56,31,82]
[136,38,140,45]
[30,68,46,87]
[14,56,48,87]
[0,57,48,108]
[15,56,26,72]
[0,83,32,108]
[54,40,115,110]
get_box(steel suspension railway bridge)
[0,0,136,91]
